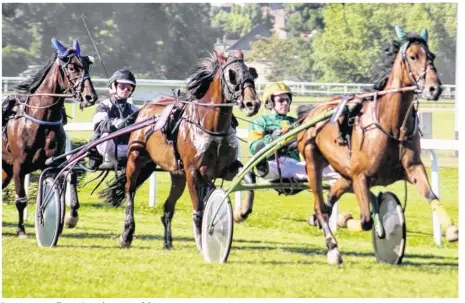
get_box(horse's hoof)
[446,225,458,242]
[163,243,173,250]
[327,248,343,265]
[337,212,353,228]
[233,211,245,223]
[119,235,132,248]
[17,231,28,239]
[64,212,79,229]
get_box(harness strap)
[23,112,63,126]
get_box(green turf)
[2,167,458,298]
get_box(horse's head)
[51,37,98,109]
[216,50,261,117]
[395,26,442,101]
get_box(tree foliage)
[311,3,457,84]
[211,4,272,40]
[2,3,457,84]
[2,3,219,79]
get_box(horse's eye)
[409,55,416,61]
[68,64,76,72]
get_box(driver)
[248,81,337,181]
[91,69,138,165]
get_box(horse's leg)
[161,173,186,249]
[120,149,144,248]
[184,170,207,251]
[404,162,458,242]
[304,144,342,264]
[12,162,27,237]
[219,159,256,223]
[2,165,12,189]
[64,171,80,228]
[351,174,373,231]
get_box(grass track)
[2,167,458,298]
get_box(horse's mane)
[15,52,58,94]
[368,33,433,92]
[185,52,222,100]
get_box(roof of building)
[228,23,272,51]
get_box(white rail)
[2,77,456,99]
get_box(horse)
[2,37,98,237]
[100,50,261,249]
[287,26,458,264]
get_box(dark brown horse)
[101,50,260,249]
[2,38,98,237]
[293,26,458,264]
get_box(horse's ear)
[249,67,258,80]
[420,28,428,42]
[213,49,226,64]
[73,39,81,55]
[395,25,407,40]
[51,37,67,54]
[234,50,244,60]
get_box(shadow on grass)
[401,260,458,268]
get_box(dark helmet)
[108,69,136,88]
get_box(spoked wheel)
[201,188,233,263]
[35,176,64,247]
[372,191,406,265]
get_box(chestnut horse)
[2,38,98,237]
[101,51,260,249]
[294,26,458,264]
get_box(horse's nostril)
[245,101,253,108]
[429,86,436,94]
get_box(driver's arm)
[248,117,275,155]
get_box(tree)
[311,3,457,84]
[2,3,220,80]
[212,4,272,40]
[249,35,320,82]
[284,3,325,37]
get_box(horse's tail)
[98,162,156,207]
[296,104,315,121]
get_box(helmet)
[108,69,136,87]
[263,82,292,109]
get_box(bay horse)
[100,50,261,249]
[293,26,458,264]
[2,37,98,237]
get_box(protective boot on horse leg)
[64,171,80,228]
[404,162,458,242]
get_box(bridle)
[184,58,257,137]
[400,41,435,94]
[220,58,256,107]
[16,52,93,126]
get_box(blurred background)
[1,2,459,166]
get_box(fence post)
[65,133,73,207]
[429,150,442,246]
[3,79,8,93]
[234,146,242,211]
[24,174,30,221]
[329,201,338,232]
[149,172,156,207]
